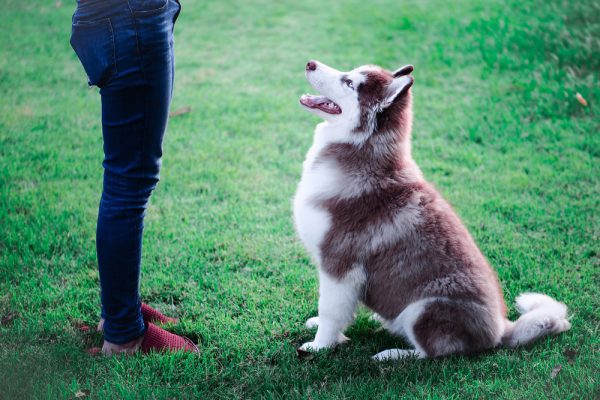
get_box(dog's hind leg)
[411,299,502,358]
[299,267,365,352]
[373,298,502,360]
[371,298,433,360]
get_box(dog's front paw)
[298,333,349,353]
[298,341,330,352]
[305,317,319,329]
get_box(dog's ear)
[393,65,413,77]
[380,75,414,110]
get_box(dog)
[293,60,571,360]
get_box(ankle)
[102,335,144,356]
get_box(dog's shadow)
[297,309,413,357]
[345,311,413,352]
[297,309,501,361]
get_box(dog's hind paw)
[371,348,424,361]
[369,313,385,323]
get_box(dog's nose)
[306,61,317,71]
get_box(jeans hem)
[103,316,147,344]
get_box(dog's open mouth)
[299,94,342,114]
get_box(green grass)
[1,0,599,398]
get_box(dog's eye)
[345,79,354,90]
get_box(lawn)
[0,0,598,398]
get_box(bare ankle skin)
[101,334,144,356]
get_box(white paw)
[305,317,319,329]
[298,334,349,353]
[337,332,350,344]
[369,313,384,323]
[371,349,424,361]
[298,341,330,352]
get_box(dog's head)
[300,60,414,136]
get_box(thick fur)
[294,60,570,359]
[502,293,571,348]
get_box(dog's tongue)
[300,94,329,107]
[299,94,342,114]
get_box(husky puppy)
[293,60,571,360]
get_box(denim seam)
[105,18,118,87]
[123,0,148,171]
[123,0,144,83]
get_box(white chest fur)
[293,123,351,264]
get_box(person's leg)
[97,0,181,347]
[70,0,181,349]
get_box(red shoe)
[141,303,178,325]
[101,323,198,355]
[140,322,198,354]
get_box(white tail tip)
[515,293,568,318]
[504,293,571,347]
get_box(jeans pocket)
[70,18,117,88]
[129,0,168,15]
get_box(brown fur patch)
[354,69,413,136]
[412,299,499,357]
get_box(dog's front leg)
[299,267,364,352]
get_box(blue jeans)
[70,0,181,344]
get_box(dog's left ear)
[393,65,414,77]
[380,75,414,110]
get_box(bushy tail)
[502,293,571,347]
